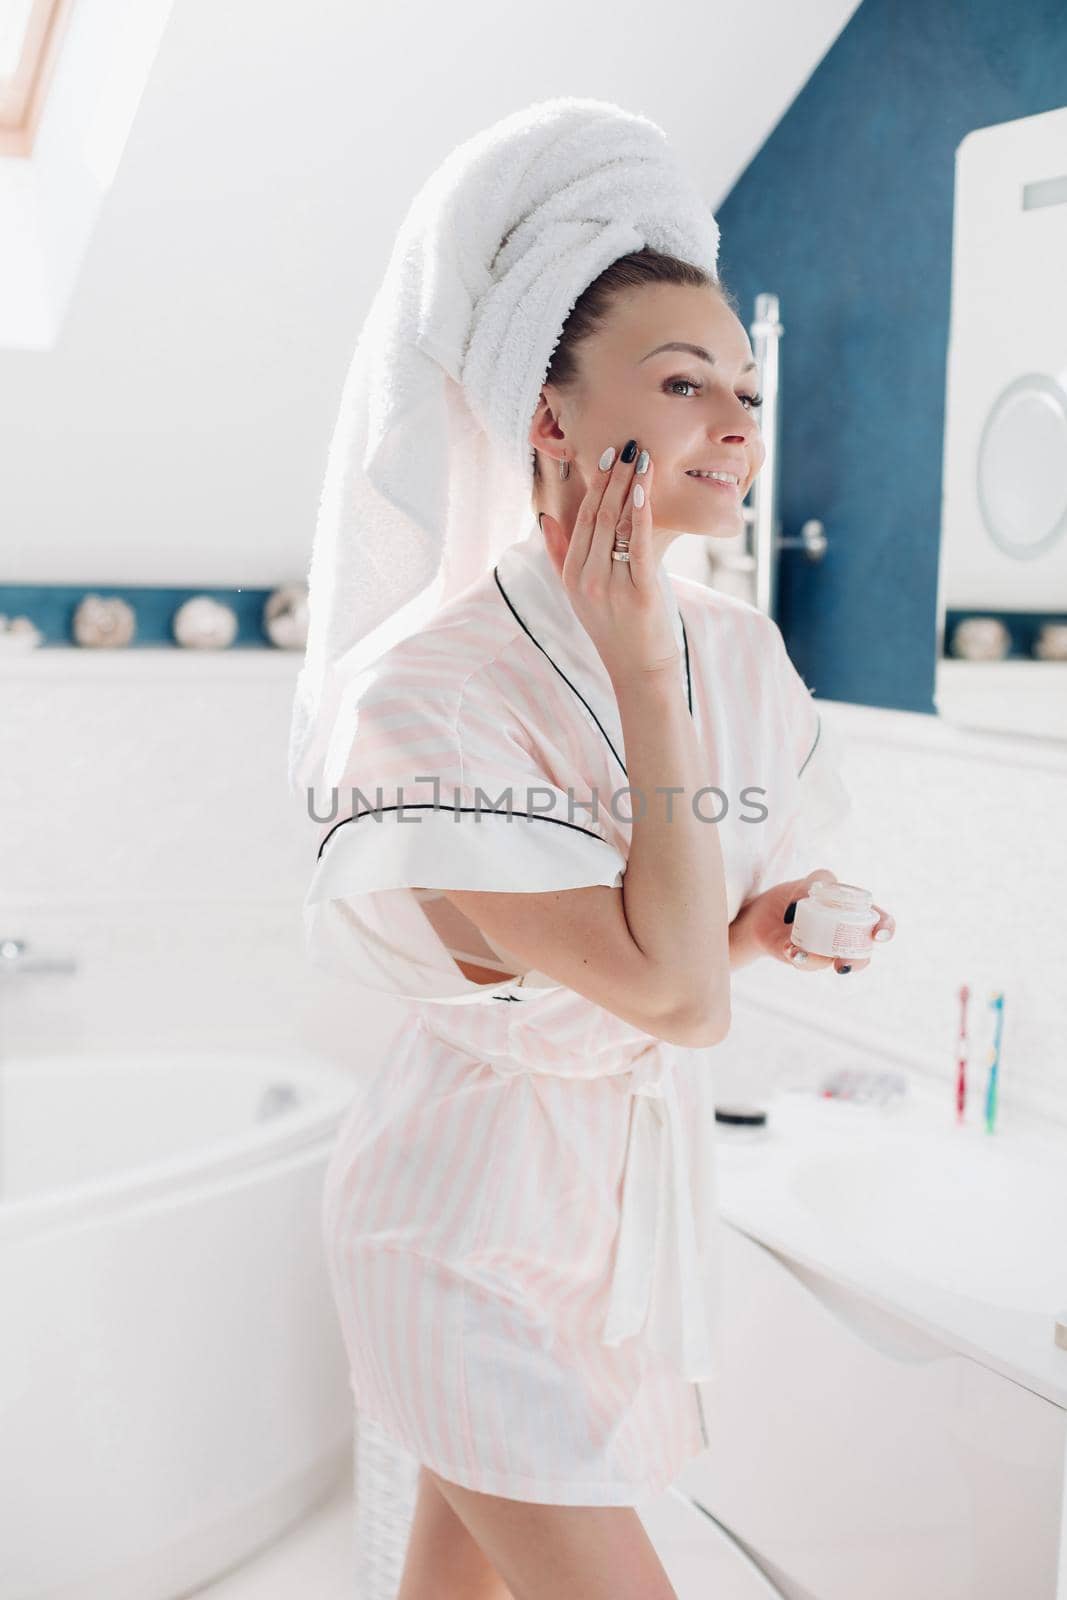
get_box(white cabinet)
[638,1484,783,1598]
[676,1224,1067,1599]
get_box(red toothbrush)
[956,983,970,1123]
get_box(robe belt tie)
[416,1018,719,1382]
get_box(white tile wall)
[723,701,1067,1133]
[0,651,410,1091]
[2,653,1065,1131]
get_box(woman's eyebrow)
[639,340,759,374]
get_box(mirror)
[934,104,1067,743]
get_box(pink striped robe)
[307,524,851,1505]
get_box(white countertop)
[714,1075,1067,1409]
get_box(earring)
[558,457,570,481]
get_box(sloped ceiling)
[0,0,862,584]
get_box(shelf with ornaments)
[0,582,308,680]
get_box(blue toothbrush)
[984,992,1004,1135]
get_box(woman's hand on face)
[744,868,896,974]
[540,442,681,688]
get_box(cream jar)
[790,881,879,960]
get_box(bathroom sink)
[786,1126,1067,1315]
[715,1083,1067,1418]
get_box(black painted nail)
[837,964,853,975]
[621,439,638,462]
[783,900,797,924]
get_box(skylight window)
[0,0,73,157]
[0,0,36,75]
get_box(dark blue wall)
[716,0,1067,714]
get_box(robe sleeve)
[748,621,853,896]
[301,666,628,1002]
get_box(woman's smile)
[683,471,742,498]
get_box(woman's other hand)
[742,868,896,974]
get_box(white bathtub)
[0,1050,359,1600]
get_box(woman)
[299,106,894,1600]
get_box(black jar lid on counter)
[714,1105,768,1127]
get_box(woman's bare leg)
[396,1464,515,1600]
[419,1466,677,1600]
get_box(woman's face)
[532,282,766,548]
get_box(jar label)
[833,923,875,955]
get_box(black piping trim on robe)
[491,565,693,781]
[315,572,694,861]
[798,711,821,779]
[316,803,620,862]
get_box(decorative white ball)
[950,615,1010,661]
[263,582,309,649]
[1033,622,1067,662]
[0,614,44,652]
[172,596,238,650]
[72,594,137,648]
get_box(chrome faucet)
[0,939,78,978]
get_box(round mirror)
[976,373,1067,560]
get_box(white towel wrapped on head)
[288,95,721,807]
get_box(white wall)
[0,651,411,1083]
[3,656,1065,1136]
[722,703,1067,1132]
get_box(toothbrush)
[956,983,969,1124]
[984,991,1004,1135]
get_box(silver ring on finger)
[611,549,630,562]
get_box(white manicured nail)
[599,447,616,471]
[633,483,645,508]
[873,928,892,942]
